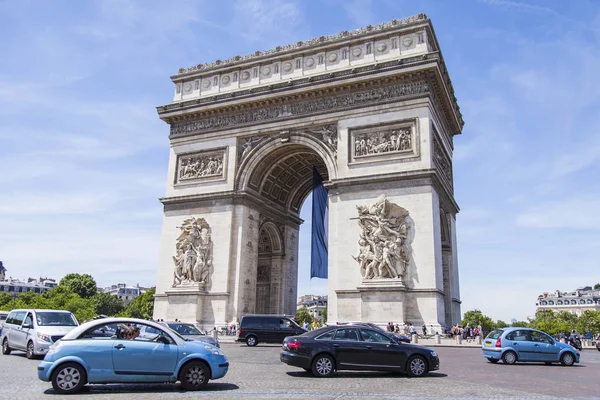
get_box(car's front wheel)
[179,361,209,390]
[2,338,11,355]
[560,352,575,366]
[406,355,428,377]
[26,341,35,359]
[51,362,87,394]
[312,354,335,377]
[502,351,517,365]
[246,335,257,347]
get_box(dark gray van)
[236,314,306,347]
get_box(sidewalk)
[215,334,598,349]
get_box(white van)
[1,309,79,359]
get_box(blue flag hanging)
[310,167,329,279]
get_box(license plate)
[484,342,492,347]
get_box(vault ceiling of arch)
[248,145,328,213]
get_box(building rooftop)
[176,14,428,76]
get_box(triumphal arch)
[153,13,464,332]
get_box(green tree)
[59,273,98,299]
[576,310,600,337]
[0,292,11,310]
[295,307,313,326]
[42,285,80,308]
[91,292,124,316]
[119,288,155,319]
[322,306,328,324]
[63,297,96,323]
[496,320,508,328]
[461,309,496,333]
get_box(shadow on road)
[286,371,447,379]
[43,382,239,395]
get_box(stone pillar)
[435,333,441,344]
[411,334,418,344]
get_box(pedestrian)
[409,323,416,337]
[422,324,427,336]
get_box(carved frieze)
[170,81,430,137]
[176,148,226,184]
[172,217,213,288]
[353,195,413,284]
[349,120,417,164]
[432,133,453,190]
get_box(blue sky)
[1,0,599,323]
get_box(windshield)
[168,323,203,336]
[36,312,78,327]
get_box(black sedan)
[280,324,439,377]
[335,322,411,343]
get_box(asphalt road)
[1,343,599,400]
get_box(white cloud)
[340,0,375,28]
[516,197,600,230]
[232,0,303,42]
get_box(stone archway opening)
[242,141,330,316]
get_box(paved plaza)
[1,341,599,400]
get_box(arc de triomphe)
[152,13,464,332]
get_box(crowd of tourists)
[447,323,483,343]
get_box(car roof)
[62,317,182,342]
[8,309,74,313]
[242,314,290,318]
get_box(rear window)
[486,329,504,340]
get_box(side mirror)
[22,323,32,329]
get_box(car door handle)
[333,344,339,347]
[114,344,126,350]
[534,344,540,347]
[366,345,373,349]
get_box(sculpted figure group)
[354,128,411,157]
[179,155,223,181]
[353,195,412,282]
[172,217,213,287]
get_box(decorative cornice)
[175,14,428,76]
[159,53,439,116]
[169,80,431,137]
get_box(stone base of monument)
[155,287,229,331]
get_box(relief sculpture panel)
[353,195,414,284]
[172,217,213,288]
[349,120,417,164]
[176,148,226,184]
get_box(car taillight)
[287,341,301,350]
[495,338,501,348]
[238,328,242,336]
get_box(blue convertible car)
[37,317,229,394]
[482,327,580,366]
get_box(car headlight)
[37,332,52,342]
[46,342,63,356]
[430,350,438,357]
[204,345,224,355]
